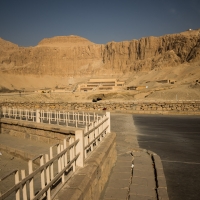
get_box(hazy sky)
[0,0,200,46]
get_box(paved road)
[100,113,162,200]
[133,114,200,200]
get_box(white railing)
[0,108,111,200]
[0,137,80,200]
[84,112,110,157]
[1,107,102,128]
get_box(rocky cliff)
[103,30,200,74]
[0,29,200,76]
[0,35,104,76]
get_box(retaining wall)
[0,118,74,144]
[54,132,117,200]
[0,117,117,200]
[1,101,200,115]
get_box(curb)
[0,143,36,161]
[147,150,169,200]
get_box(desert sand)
[0,29,200,102]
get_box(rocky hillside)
[0,29,200,77]
[0,35,103,76]
[103,29,200,74]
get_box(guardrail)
[0,107,111,200]
[1,107,103,128]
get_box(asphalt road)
[132,114,200,200]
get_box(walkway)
[134,114,200,200]
[100,113,168,200]
[0,113,168,200]
[0,134,52,199]
[0,133,51,160]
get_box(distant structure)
[35,88,51,93]
[156,79,176,84]
[127,86,147,90]
[77,79,124,92]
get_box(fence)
[0,107,111,200]
[1,107,103,128]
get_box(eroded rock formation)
[0,29,200,76]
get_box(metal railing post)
[40,155,45,190]
[75,130,84,167]
[25,110,28,121]
[36,109,40,123]
[106,111,111,133]
[78,112,80,123]
[100,116,103,138]
[50,147,54,181]
[75,113,78,127]
[15,170,20,200]
[57,111,59,125]
[45,154,51,200]
[84,127,88,159]
[28,160,34,199]
[91,122,95,151]
[73,111,75,123]
[64,139,68,167]
[48,111,50,124]
[69,137,75,171]
[57,144,61,173]
[82,111,85,124]
[65,112,68,126]
[85,112,88,125]
[21,170,27,200]
[60,144,65,184]
[89,113,91,124]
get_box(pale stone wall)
[1,101,200,115]
[1,30,200,77]
[54,132,117,200]
[0,118,74,144]
[0,115,117,200]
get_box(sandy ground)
[0,62,200,102]
[0,60,199,198]
[0,84,200,102]
[0,151,28,195]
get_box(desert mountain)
[38,35,95,47]
[0,29,200,94]
[0,29,200,76]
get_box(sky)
[0,0,200,47]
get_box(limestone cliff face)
[0,38,19,68]
[102,29,200,73]
[38,35,94,47]
[0,35,104,76]
[0,30,200,76]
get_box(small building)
[156,80,170,84]
[156,79,176,84]
[127,86,137,90]
[99,86,113,90]
[169,80,176,84]
[136,86,147,90]
[77,79,125,92]
[35,89,51,93]
[80,87,93,92]
[51,89,67,93]
[127,86,147,90]
[87,79,124,87]
[116,81,124,86]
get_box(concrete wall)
[54,132,117,200]
[0,118,74,144]
[0,117,117,200]
[2,101,200,115]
